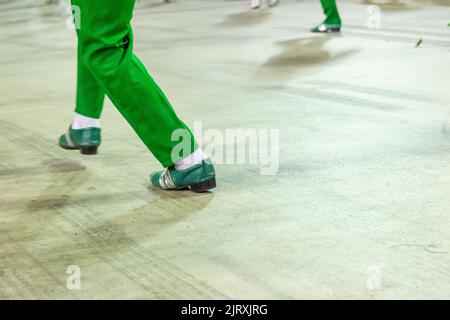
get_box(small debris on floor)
[415,38,423,48]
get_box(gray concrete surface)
[0,0,450,299]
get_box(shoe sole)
[60,144,98,155]
[190,177,217,193]
[312,29,340,33]
[80,146,98,155]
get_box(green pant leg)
[72,0,197,167]
[320,0,341,25]
[74,40,105,119]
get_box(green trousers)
[71,0,196,167]
[320,0,341,25]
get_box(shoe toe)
[59,134,69,148]
[150,171,163,188]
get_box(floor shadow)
[137,1,175,9]
[359,0,423,10]
[264,35,339,68]
[218,9,271,27]
[430,0,450,6]
[27,159,88,211]
[111,187,215,239]
[258,34,356,81]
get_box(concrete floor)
[1,0,450,299]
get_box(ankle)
[174,148,206,170]
[72,113,100,129]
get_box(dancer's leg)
[320,0,341,25]
[71,0,197,167]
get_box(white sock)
[72,113,100,129]
[174,148,207,170]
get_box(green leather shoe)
[150,158,216,193]
[311,23,341,33]
[59,126,101,155]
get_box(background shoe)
[267,0,280,8]
[311,23,341,33]
[150,158,216,193]
[59,126,101,155]
[250,0,262,9]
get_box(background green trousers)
[72,0,196,167]
[320,0,341,25]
